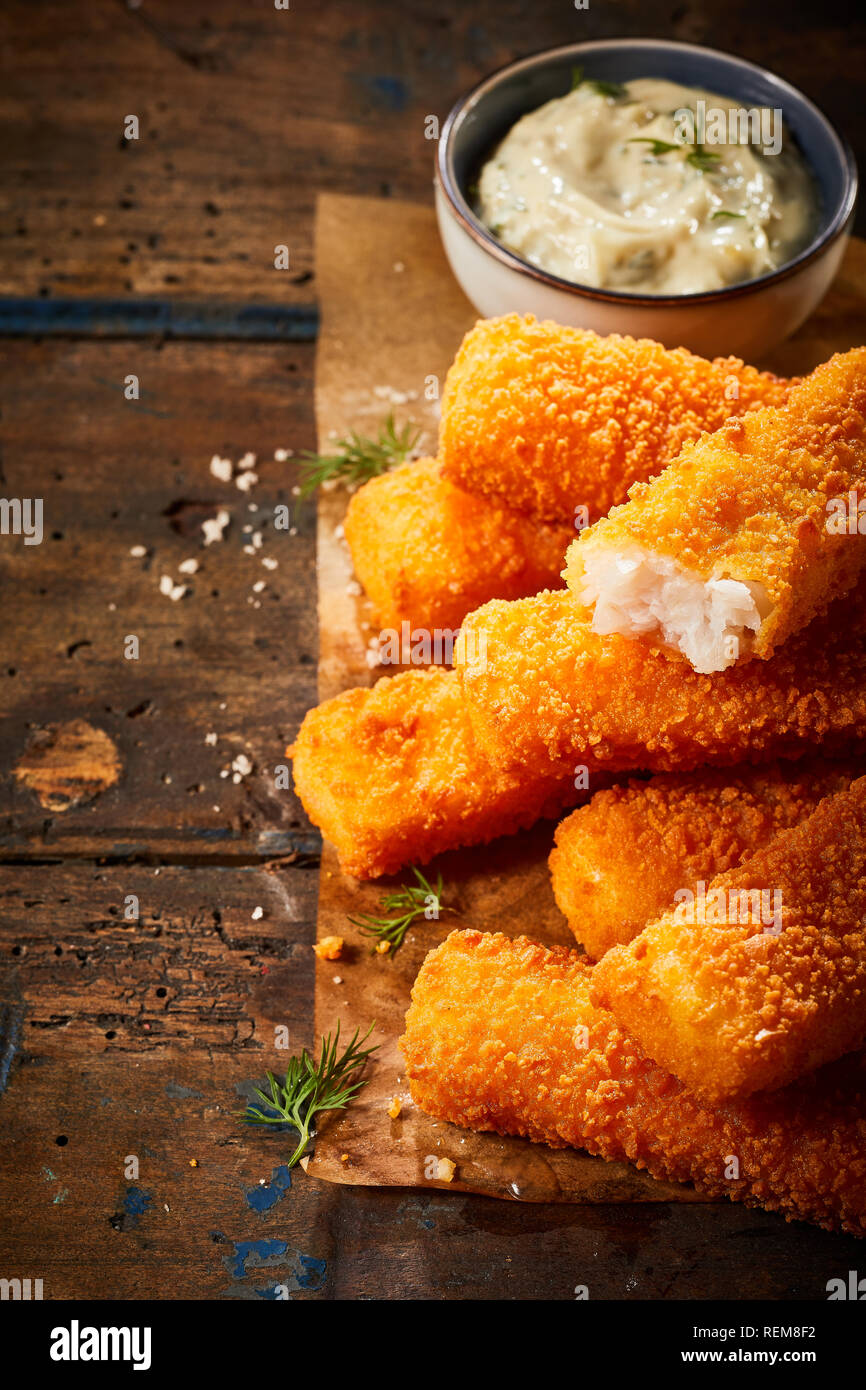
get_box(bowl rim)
[436,37,858,307]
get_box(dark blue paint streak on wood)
[0,998,25,1095]
[0,298,319,342]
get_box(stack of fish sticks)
[291,316,866,1236]
[345,314,791,632]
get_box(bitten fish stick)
[344,457,570,632]
[401,930,866,1237]
[550,759,858,960]
[439,314,791,523]
[566,348,866,673]
[288,667,573,880]
[591,778,866,1104]
[456,583,866,781]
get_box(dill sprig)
[239,1023,378,1168]
[686,145,721,173]
[349,867,452,956]
[570,68,628,100]
[590,78,628,99]
[297,414,420,498]
[628,137,682,156]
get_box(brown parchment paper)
[306,192,866,1202]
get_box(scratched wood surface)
[1,0,864,317]
[1,0,866,1302]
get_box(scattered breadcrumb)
[252,580,266,593]
[332,975,342,985]
[178,557,199,575]
[387,1097,402,1119]
[204,732,218,746]
[373,384,418,405]
[231,754,253,778]
[159,574,187,601]
[236,470,258,493]
[202,509,230,545]
[210,455,233,483]
[251,906,264,921]
[340,1152,349,1163]
[313,935,344,961]
[189,1159,199,1169]
[129,544,147,558]
[436,1157,456,1182]
[376,941,391,956]
[274,448,294,462]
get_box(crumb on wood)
[313,935,344,961]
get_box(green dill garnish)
[239,1023,378,1168]
[297,414,420,498]
[349,867,453,956]
[711,209,745,219]
[686,145,721,173]
[571,70,627,99]
[590,79,627,99]
[627,137,682,156]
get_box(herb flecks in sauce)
[476,77,816,294]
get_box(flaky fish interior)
[578,544,771,672]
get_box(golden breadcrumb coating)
[439,314,792,522]
[591,777,866,1104]
[566,348,866,665]
[344,457,570,632]
[550,759,858,960]
[288,667,572,880]
[291,582,866,881]
[401,930,866,1237]
[456,583,866,778]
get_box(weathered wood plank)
[1,0,863,310]
[0,337,319,860]
[0,863,859,1301]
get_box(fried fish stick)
[401,930,866,1237]
[456,583,866,781]
[590,778,866,1103]
[288,667,573,880]
[550,759,857,959]
[344,457,570,632]
[439,314,791,523]
[566,348,866,673]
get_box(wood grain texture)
[1,0,864,308]
[2,0,866,1302]
[0,337,318,861]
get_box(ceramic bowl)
[435,39,857,359]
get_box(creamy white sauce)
[477,77,817,295]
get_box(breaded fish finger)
[550,759,857,960]
[439,314,791,523]
[456,583,866,781]
[590,777,866,1103]
[401,930,866,1236]
[344,457,571,633]
[288,667,573,880]
[566,348,866,672]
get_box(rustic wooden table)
[1,0,864,1302]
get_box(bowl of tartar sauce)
[435,40,857,360]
